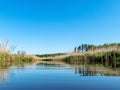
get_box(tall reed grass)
[0,41,10,62]
[0,40,9,53]
[0,41,36,65]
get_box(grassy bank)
[37,43,120,69]
[0,52,38,68]
[0,41,39,67]
[63,43,120,69]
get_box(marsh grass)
[0,41,37,67]
[0,41,10,62]
[63,46,120,69]
[0,40,9,53]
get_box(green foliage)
[74,43,120,53]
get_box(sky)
[0,0,120,54]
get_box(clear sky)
[0,0,120,54]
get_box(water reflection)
[0,62,38,88]
[63,59,120,76]
[0,60,120,90]
[38,61,120,76]
[74,65,120,76]
[0,69,8,90]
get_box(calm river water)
[0,61,120,90]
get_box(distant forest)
[37,53,66,57]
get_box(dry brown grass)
[0,40,9,53]
[84,46,120,55]
[40,46,120,60]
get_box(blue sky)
[0,0,120,54]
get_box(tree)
[74,47,77,53]
[78,45,82,52]
[81,44,84,53]
[17,51,21,54]
[84,44,89,52]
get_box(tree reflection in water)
[64,59,120,76]
[0,60,120,90]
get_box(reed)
[63,50,120,69]
[0,40,9,53]
[0,40,10,62]
[0,41,37,64]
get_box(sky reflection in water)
[0,61,120,90]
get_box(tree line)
[74,43,120,53]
